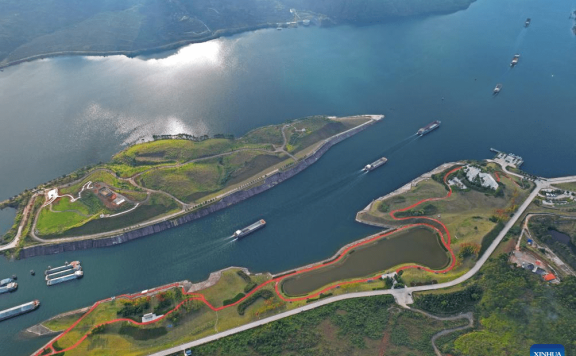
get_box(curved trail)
[34,166,466,356]
[28,122,299,245]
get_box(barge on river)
[493,83,502,94]
[45,261,81,276]
[0,300,40,322]
[510,54,520,67]
[363,157,388,172]
[417,120,441,136]
[233,220,266,239]
[0,282,18,294]
[47,270,83,286]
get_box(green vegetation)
[414,285,482,315]
[357,162,533,285]
[16,115,363,241]
[237,290,274,315]
[395,203,438,217]
[0,0,475,67]
[41,193,178,239]
[429,255,576,356]
[528,215,576,271]
[192,295,467,356]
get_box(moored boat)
[0,300,40,321]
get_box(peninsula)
[0,115,382,257]
[27,157,576,356]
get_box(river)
[1,0,575,354]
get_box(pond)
[281,227,449,296]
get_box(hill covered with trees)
[0,0,476,66]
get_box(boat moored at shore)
[45,261,80,276]
[233,220,266,239]
[417,121,441,136]
[0,282,18,294]
[47,270,83,286]
[0,300,40,321]
[363,157,388,172]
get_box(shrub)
[237,290,274,315]
[223,293,245,306]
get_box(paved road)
[150,180,544,356]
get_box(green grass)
[357,163,534,284]
[139,161,224,203]
[36,206,95,236]
[41,193,178,238]
[554,182,576,193]
[287,117,350,153]
[240,125,284,146]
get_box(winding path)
[31,160,571,356]
[31,166,487,356]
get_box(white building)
[464,165,498,190]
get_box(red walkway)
[35,167,463,356]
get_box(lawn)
[40,193,179,238]
[139,161,224,203]
[356,162,534,285]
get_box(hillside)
[0,0,476,67]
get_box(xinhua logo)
[531,344,565,356]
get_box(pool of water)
[281,227,449,296]
[0,208,16,237]
[548,229,576,253]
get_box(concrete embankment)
[19,119,378,259]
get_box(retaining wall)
[19,120,376,258]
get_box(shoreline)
[355,161,464,225]
[0,23,279,70]
[18,115,382,259]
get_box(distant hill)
[0,0,475,67]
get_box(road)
[18,116,380,247]
[0,193,39,252]
[150,179,544,356]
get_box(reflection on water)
[282,227,449,296]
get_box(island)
[26,156,576,356]
[0,0,477,68]
[0,115,382,257]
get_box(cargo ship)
[510,54,520,67]
[0,300,40,322]
[0,282,18,294]
[47,270,83,286]
[233,220,266,239]
[45,261,80,276]
[417,120,441,136]
[493,83,502,94]
[46,264,82,280]
[525,18,531,27]
[363,157,388,172]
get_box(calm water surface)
[1,0,576,354]
[282,227,448,296]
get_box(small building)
[142,313,162,323]
[113,197,126,206]
[99,187,113,198]
[543,273,557,282]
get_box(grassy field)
[357,162,534,285]
[21,116,370,240]
[38,265,467,356]
[142,152,288,203]
[553,182,576,192]
[40,193,178,239]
